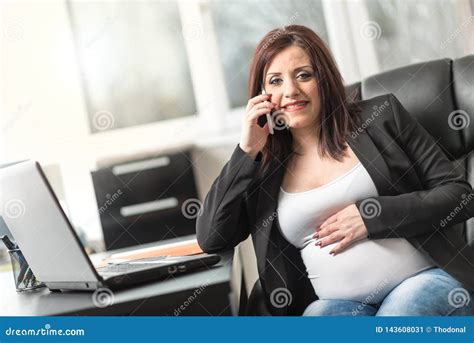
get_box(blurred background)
[1,0,473,265]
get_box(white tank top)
[277,161,435,303]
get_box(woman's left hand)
[312,204,369,255]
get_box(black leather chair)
[242,55,474,315]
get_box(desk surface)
[0,236,234,316]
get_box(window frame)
[73,0,474,157]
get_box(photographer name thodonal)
[434,326,466,333]
[376,326,468,334]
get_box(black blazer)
[196,93,474,316]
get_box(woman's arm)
[356,94,473,239]
[196,144,261,253]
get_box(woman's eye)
[268,73,312,86]
[269,78,282,85]
[297,73,311,80]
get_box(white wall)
[2,1,100,238]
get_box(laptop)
[0,160,220,292]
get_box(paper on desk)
[110,239,201,259]
[95,238,202,268]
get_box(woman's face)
[263,45,321,130]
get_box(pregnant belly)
[301,238,435,303]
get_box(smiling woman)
[263,49,319,132]
[210,0,328,109]
[246,26,361,177]
[196,25,474,316]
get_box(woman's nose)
[283,79,300,99]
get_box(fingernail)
[313,234,319,239]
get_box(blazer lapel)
[255,159,286,273]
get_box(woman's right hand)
[239,93,276,159]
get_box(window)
[365,0,472,72]
[210,0,328,109]
[67,0,197,133]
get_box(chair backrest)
[345,55,474,246]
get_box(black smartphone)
[258,89,274,134]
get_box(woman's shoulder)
[352,93,394,119]
[351,93,409,129]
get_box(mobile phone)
[259,88,274,134]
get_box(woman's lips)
[283,101,308,113]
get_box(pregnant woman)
[196,25,474,316]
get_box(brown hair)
[248,25,361,177]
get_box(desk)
[0,236,235,316]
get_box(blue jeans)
[303,267,474,316]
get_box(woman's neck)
[291,126,320,156]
